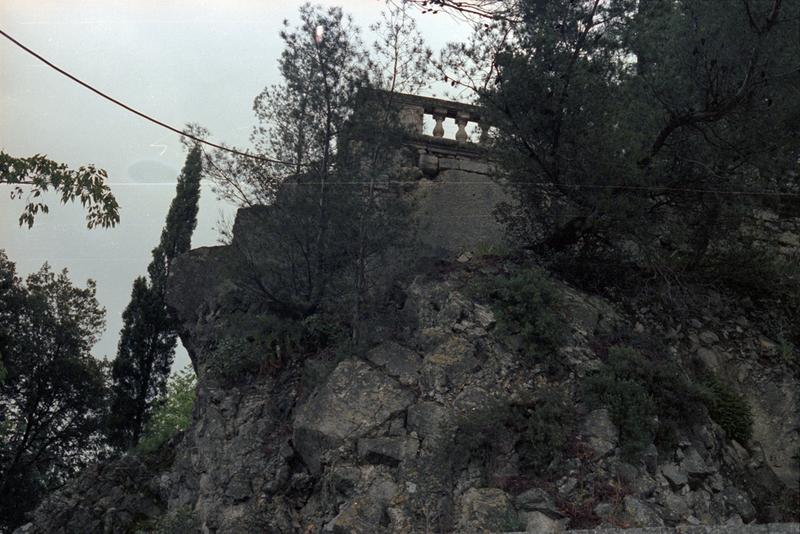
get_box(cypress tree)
[106,146,202,449]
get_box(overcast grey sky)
[0,0,469,370]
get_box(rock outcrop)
[14,207,799,533]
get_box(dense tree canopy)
[0,251,107,532]
[205,4,423,343]
[434,0,799,270]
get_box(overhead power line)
[2,28,798,201]
[0,28,296,166]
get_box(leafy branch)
[0,151,119,228]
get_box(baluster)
[479,121,490,143]
[455,111,470,143]
[432,108,446,138]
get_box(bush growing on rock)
[584,346,707,457]
[519,390,575,475]
[484,267,568,374]
[206,313,347,386]
[445,391,575,486]
[701,373,753,445]
[205,336,265,386]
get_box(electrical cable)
[3,28,798,201]
[0,28,298,167]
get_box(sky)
[0,0,471,370]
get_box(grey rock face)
[293,358,415,474]
[662,463,689,488]
[16,213,800,533]
[407,401,452,446]
[580,408,619,457]
[365,341,423,386]
[457,487,516,531]
[13,453,169,534]
[522,510,565,532]
[514,487,560,517]
[715,487,757,523]
[357,436,420,467]
[624,496,666,527]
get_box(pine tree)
[106,146,202,449]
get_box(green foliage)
[584,346,706,457]
[370,1,432,94]
[206,5,416,341]
[701,374,753,445]
[106,277,175,449]
[0,150,119,228]
[205,313,346,386]
[707,246,800,345]
[136,367,197,454]
[467,0,800,286]
[450,403,511,464]
[485,268,568,374]
[519,390,574,473]
[473,242,513,259]
[147,147,203,293]
[205,336,261,386]
[0,251,108,532]
[777,335,797,365]
[448,391,574,481]
[134,506,199,534]
[107,147,203,450]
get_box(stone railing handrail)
[363,88,490,145]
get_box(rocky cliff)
[15,207,799,533]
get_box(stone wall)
[411,153,509,255]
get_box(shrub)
[519,390,574,474]
[473,242,514,259]
[136,366,196,454]
[446,390,574,482]
[584,346,707,457]
[206,312,349,387]
[485,268,568,374]
[205,336,262,386]
[449,402,513,469]
[706,247,800,344]
[701,374,753,445]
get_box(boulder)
[324,477,399,534]
[458,488,516,531]
[419,337,480,391]
[407,401,452,446]
[714,486,756,523]
[514,487,560,517]
[662,463,689,488]
[623,496,665,527]
[523,510,564,532]
[681,447,716,477]
[365,342,423,386]
[699,330,720,345]
[293,359,415,474]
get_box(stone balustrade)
[392,91,489,144]
[362,88,489,146]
